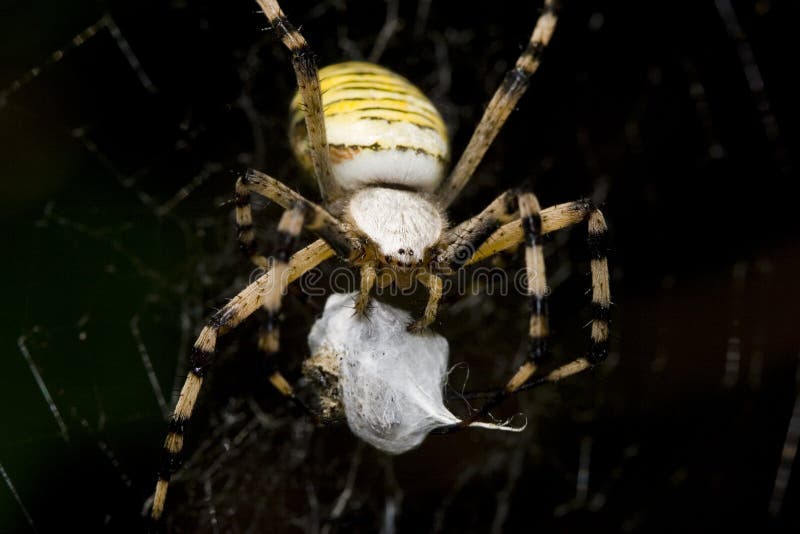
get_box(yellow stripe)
[322,73,421,90]
[291,61,443,126]
[330,109,440,131]
[323,80,423,97]
[323,93,438,114]
[290,61,449,174]
[324,98,440,120]
[293,93,440,125]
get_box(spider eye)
[398,248,405,254]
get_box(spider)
[150,0,611,521]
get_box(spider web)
[2,0,800,532]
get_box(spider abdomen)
[290,61,449,193]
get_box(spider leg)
[150,239,334,521]
[437,189,520,270]
[239,169,358,260]
[472,207,609,421]
[255,0,342,201]
[465,199,594,265]
[259,204,306,401]
[438,195,593,268]
[438,193,610,425]
[237,177,343,403]
[354,263,377,316]
[235,178,270,269]
[504,192,550,390]
[439,189,552,383]
[408,272,444,332]
[435,0,557,206]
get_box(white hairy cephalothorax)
[306,292,523,455]
[347,188,445,267]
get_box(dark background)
[1,0,799,532]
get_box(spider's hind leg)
[150,239,334,522]
[354,264,377,316]
[259,204,306,400]
[438,193,610,426]
[236,176,345,404]
[235,177,269,269]
[488,208,611,396]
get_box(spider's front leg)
[237,169,357,260]
[408,271,444,333]
[255,0,341,201]
[354,264,377,316]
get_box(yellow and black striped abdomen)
[290,61,449,193]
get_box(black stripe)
[327,142,447,163]
[522,211,543,234]
[242,169,257,185]
[502,68,531,92]
[324,106,439,126]
[529,296,548,316]
[591,302,611,322]
[571,198,594,216]
[158,450,181,479]
[269,15,296,40]
[236,223,254,235]
[395,143,444,157]
[502,191,518,216]
[451,221,502,268]
[292,42,312,56]
[167,416,187,435]
[234,192,250,207]
[239,238,257,258]
[528,336,549,364]
[587,230,609,260]
[275,231,299,263]
[356,116,439,132]
[522,213,543,246]
[588,340,609,364]
[315,226,357,259]
[291,114,439,133]
[210,306,236,328]
[263,360,279,376]
[522,41,546,63]
[275,204,305,262]
[189,347,213,377]
[366,181,424,192]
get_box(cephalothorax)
[151,0,612,521]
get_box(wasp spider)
[150,0,611,521]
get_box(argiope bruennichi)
[150,0,610,521]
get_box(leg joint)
[188,347,213,377]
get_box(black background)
[1,0,799,532]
